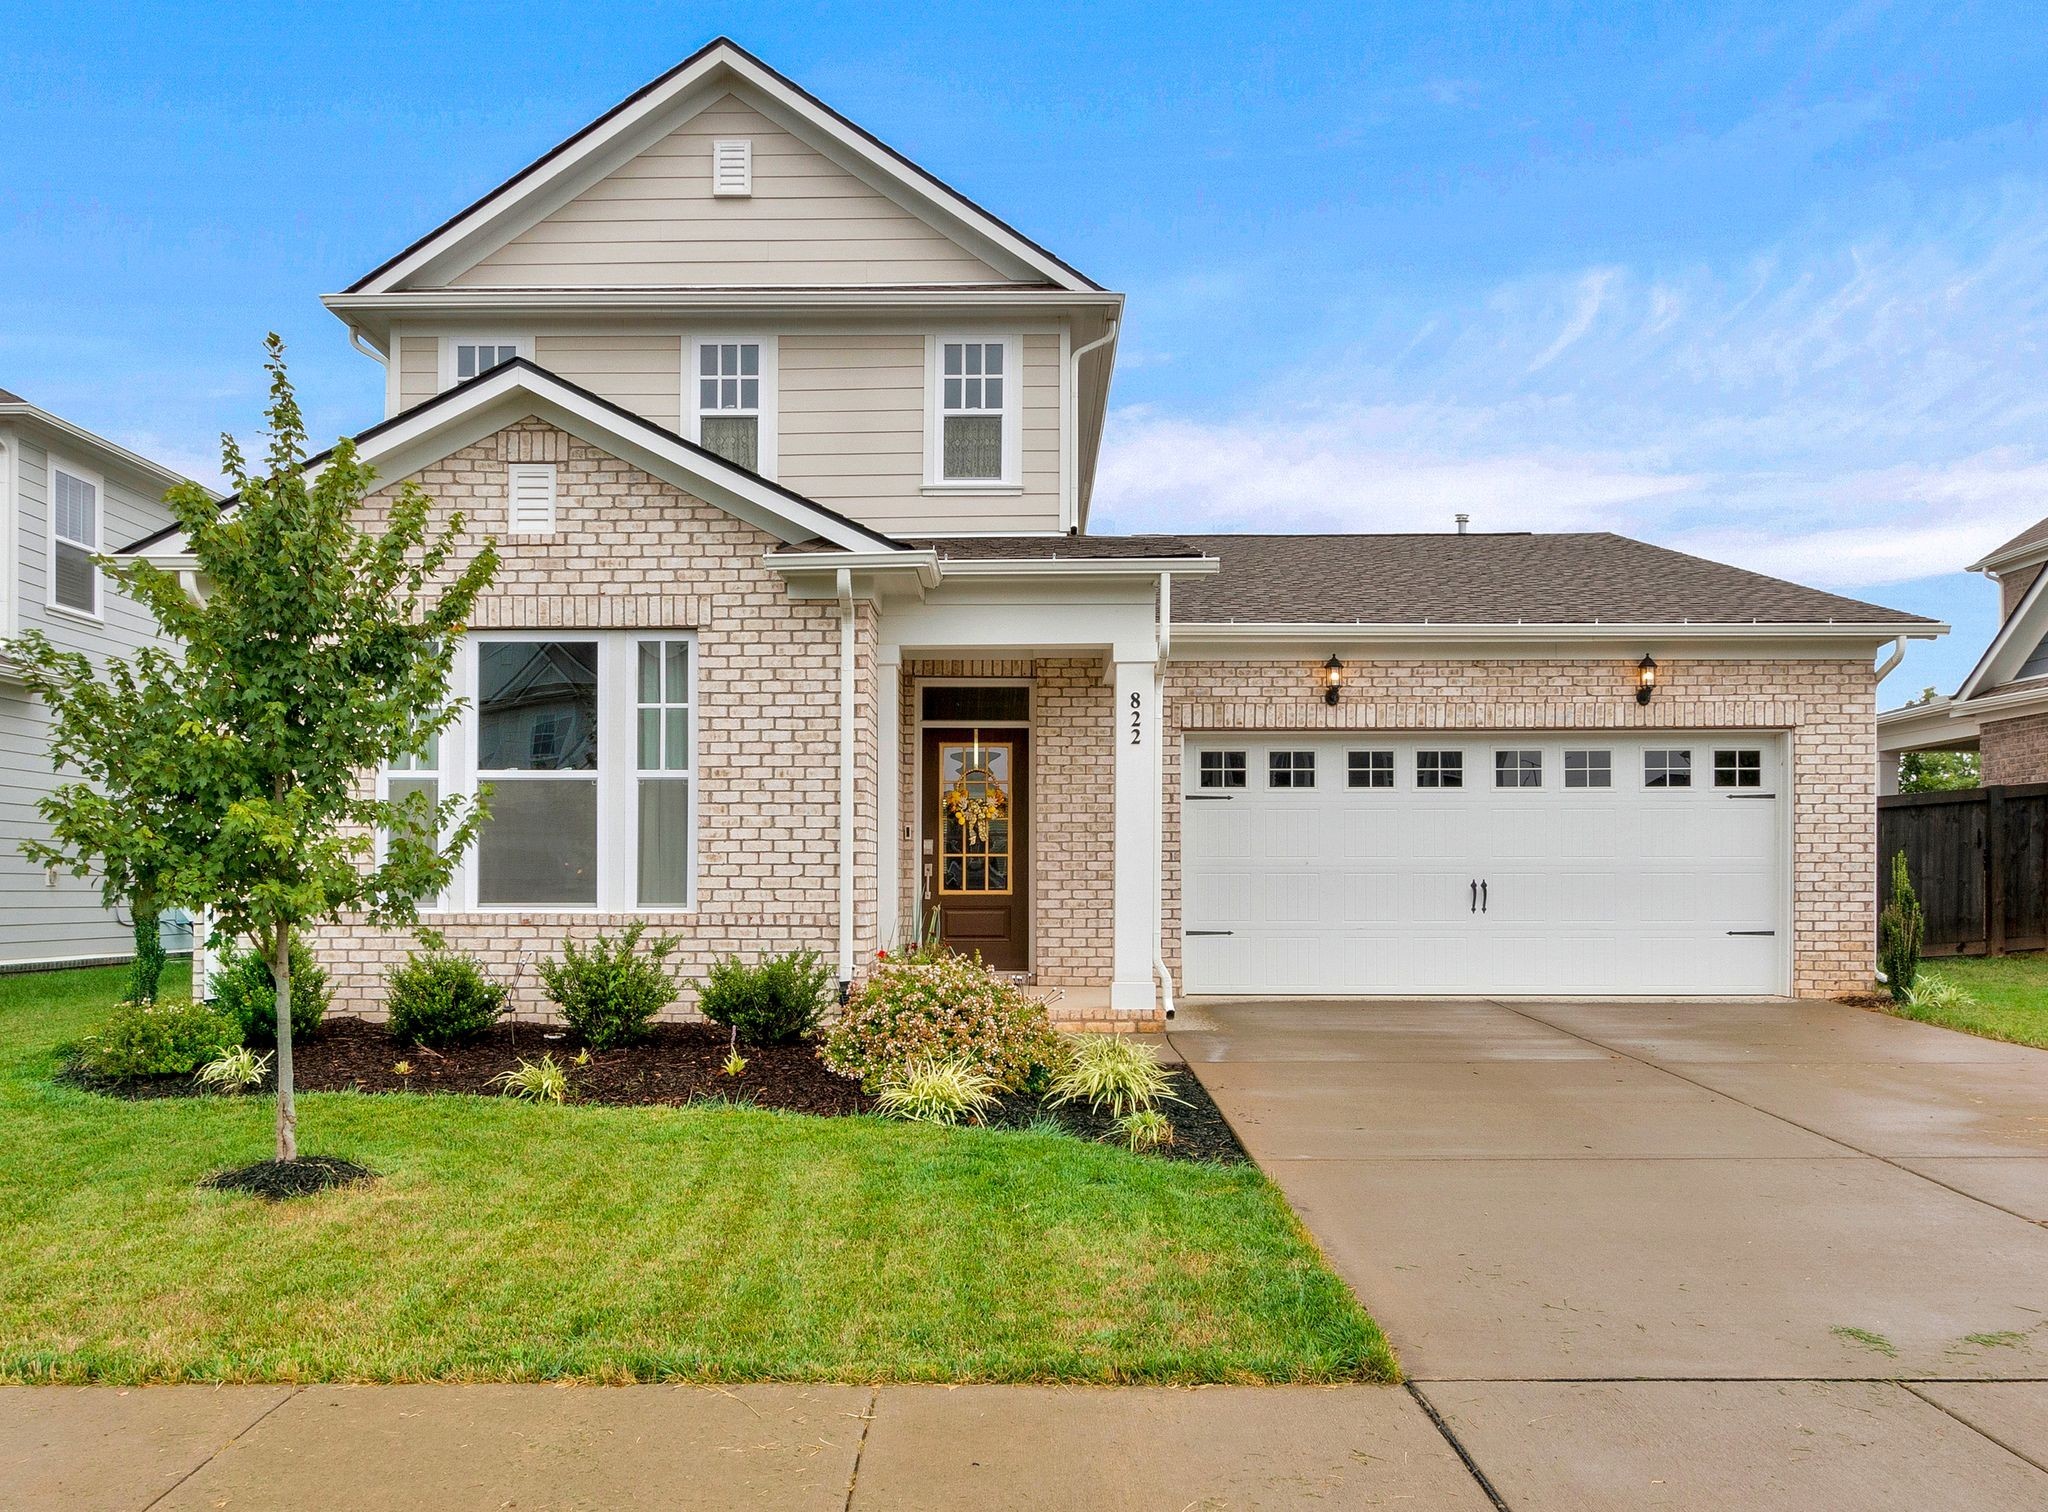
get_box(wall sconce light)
[1636,653,1658,705]
[1324,654,1345,706]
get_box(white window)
[1417,750,1464,789]
[48,463,100,617]
[507,464,557,535]
[438,336,531,391]
[1348,750,1395,789]
[1269,750,1316,788]
[1494,750,1543,788]
[452,633,696,911]
[711,138,753,197]
[927,336,1020,487]
[688,339,777,476]
[382,730,444,910]
[1198,750,1246,789]
[1645,749,1693,788]
[1564,750,1612,788]
[1713,749,1763,788]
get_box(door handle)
[1481,880,1489,914]
[1470,879,1477,913]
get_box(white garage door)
[1181,733,1786,996]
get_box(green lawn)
[0,962,1392,1386]
[1900,955,2048,1050]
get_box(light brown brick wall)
[1999,564,2042,620]
[1981,710,2048,785]
[1158,656,1880,999]
[312,418,878,1021]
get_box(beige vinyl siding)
[535,332,683,431]
[453,95,1008,289]
[397,333,440,412]
[4,432,181,964]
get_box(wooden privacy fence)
[1877,783,2048,956]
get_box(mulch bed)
[66,1018,1249,1163]
[1836,993,1899,1010]
[201,1156,375,1201]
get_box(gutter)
[835,568,856,1003]
[1171,620,1948,649]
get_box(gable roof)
[0,389,199,494]
[120,359,909,557]
[1956,553,2048,701]
[922,532,1934,627]
[1970,514,2048,574]
[346,37,1099,296]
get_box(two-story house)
[130,39,1940,1017]
[2,390,191,967]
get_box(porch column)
[1111,657,1160,1011]
[877,648,902,952]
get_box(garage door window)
[1564,749,1612,788]
[1347,750,1394,789]
[1269,751,1316,788]
[1416,750,1463,789]
[1645,749,1693,788]
[1714,749,1762,788]
[1494,750,1542,788]
[1198,750,1247,789]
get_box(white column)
[1111,657,1159,1011]
[877,649,902,952]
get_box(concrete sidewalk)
[1,1382,1493,1511]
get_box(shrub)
[1910,971,1972,1013]
[823,951,1062,1092]
[492,1054,568,1103]
[210,935,330,1045]
[1049,1035,1182,1118]
[195,1046,272,1093]
[386,948,508,1047]
[1116,1108,1175,1153]
[697,949,834,1045]
[1879,850,1924,1004]
[76,998,240,1079]
[873,1057,1001,1125]
[537,922,679,1049]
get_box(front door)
[922,728,1029,970]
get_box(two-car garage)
[1179,732,1788,997]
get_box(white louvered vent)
[711,138,753,197]
[507,463,557,535]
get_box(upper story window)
[689,339,777,477]
[439,336,530,390]
[927,336,1019,487]
[49,463,100,618]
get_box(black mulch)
[201,1155,375,1201]
[67,1019,1247,1163]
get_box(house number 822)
[1129,691,1143,745]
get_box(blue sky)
[4,1,2045,698]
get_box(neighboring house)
[0,389,192,968]
[1878,517,2048,793]
[127,38,1942,1016]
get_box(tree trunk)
[127,892,164,1005]
[272,921,297,1162]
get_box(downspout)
[836,568,856,1004]
[1065,319,1120,533]
[1152,571,1177,1019]
[349,328,387,366]
[1873,634,1907,683]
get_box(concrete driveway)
[1173,996,2048,1509]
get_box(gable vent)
[711,138,753,197]
[507,463,557,535]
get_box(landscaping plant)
[195,1046,273,1094]
[538,922,680,1049]
[1117,1108,1176,1153]
[1879,849,1925,1004]
[492,1054,569,1104]
[96,338,497,1167]
[209,935,330,1046]
[1909,970,1971,1013]
[697,949,833,1045]
[823,950,1063,1092]
[386,944,508,1047]
[1050,1034,1183,1118]
[872,1057,1001,1125]
[74,998,240,1080]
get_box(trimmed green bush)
[209,935,330,1045]
[697,949,834,1045]
[76,998,240,1079]
[1880,850,1924,1004]
[823,951,1062,1093]
[537,922,679,1049]
[386,948,508,1047]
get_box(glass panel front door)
[938,740,1014,896]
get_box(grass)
[0,962,1393,1386]
[1889,955,2048,1049]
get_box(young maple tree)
[122,335,499,1161]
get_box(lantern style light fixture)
[1636,653,1658,705]
[1324,653,1345,705]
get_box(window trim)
[1493,749,1544,789]
[683,335,779,478]
[45,456,103,622]
[1416,749,1465,789]
[1563,749,1614,789]
[1644,748,1695,789]
[1713,748,1764,789]
[445,630,699,914]
[1268,750,1316,789]
[1197,749,1248,790]
[924,333,1022,491]
[437,334,533,391]
[1347,749,1395,789]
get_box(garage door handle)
[1727,929,1776,936]
[1469,879,1477,913]
[1726,793,1776,799]
[1481,880,1488,913]
[1185,794,1235,801]
[1186,929,1234,937]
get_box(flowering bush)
[823,951,1063,1093]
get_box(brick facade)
[1157,656,1880,998]
[1981,710,2048,786]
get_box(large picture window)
[475,641,599,906]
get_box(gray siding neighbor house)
[0,388,194,968]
